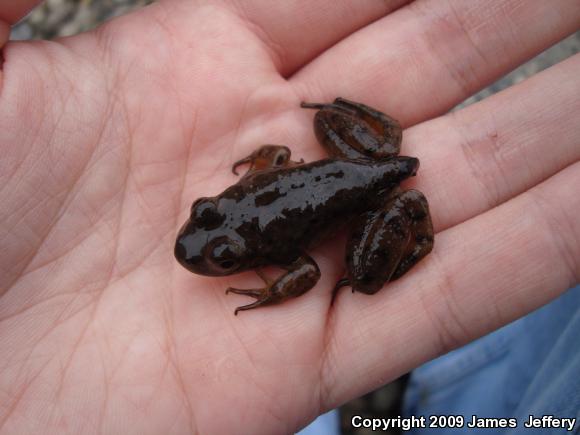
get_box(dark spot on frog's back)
[255,189,287,206]
[326,170,344,179]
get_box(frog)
[174,97,434,315]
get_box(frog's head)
[174,197,246,276]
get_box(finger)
[407,53,580,232]
[0,0,33,57]
[217,0,411,75]
[0,0,42,24]
[0,22,7,53]
[292,0,580,126]
[322,159,580,407]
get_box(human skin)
[0,0,579,433]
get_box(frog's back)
[217,158,417,261]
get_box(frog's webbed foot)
[232,145,304,177]
[225,255,320,315]
[344,189,434,295]
[301,97,402,160]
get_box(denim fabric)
[404,285,580,434]
[297,409,340,435]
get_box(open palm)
[1,1,579,433]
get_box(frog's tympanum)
[175,98,434,314]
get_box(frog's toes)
[231,145,296,177]
[331,278,351,304]
[234,299,269,315]
[300,101,327,110]
[225,287,264,299]
[231,155,252,175]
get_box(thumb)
[0,0,43,24]
[0,0,43,86]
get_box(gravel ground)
[9,2,579,435]
[12,0,154,40]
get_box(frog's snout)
[174,238,188,266]
[174,231,204,272]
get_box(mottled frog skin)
[175,98,434,314]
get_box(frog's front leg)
[338,189,434,296]
[301,97,402,160]
[225,254,320,315]
[232,144,304,177]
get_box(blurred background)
[10,2,579,434]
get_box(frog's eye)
[208,238,242,273]
[191,198,224,229]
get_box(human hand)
[1,1,579,433]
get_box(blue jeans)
[404,285,580,434]
[299,285,580,434]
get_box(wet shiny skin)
[175,98,434,314]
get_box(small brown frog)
[175,98,434,314]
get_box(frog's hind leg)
[342,189,433,295]
[232,144,304,177]
[390,190,434,280]
[225,255,320,315]
[301,97,402,160]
